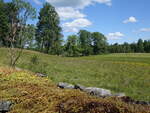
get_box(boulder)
[57,82,74,89]
[36,73,47,77]
[135,100,150,105]
[0,101,12,113]
[74,84,86,91]
[120,96,150,105]
[84,87,112,97]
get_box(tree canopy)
[36,3,62,54]
[0,0,150,58]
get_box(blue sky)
[5,0,150,44]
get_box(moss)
[0,67,149,113]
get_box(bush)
[30,55,39,65]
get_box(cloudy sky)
[5,0,150,44]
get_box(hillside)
[0,48,150,101]
[0,67,150,113]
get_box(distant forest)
[0,0,150,57]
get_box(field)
[0,48,150,101]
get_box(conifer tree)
[36,3,62,54]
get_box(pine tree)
[137,39,144,53]
[0,0,9,46]
[36,3,62,54]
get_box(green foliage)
[78,30,93,56]
[91,32,108,54]
[30,55,39,65]
[0,1,9,47]
[64,30,108,56]
[144,40,150,53]
[36,2,62,54]
[11,0,36,47]
[108,39,150,53]
[64,35,81,57]
[137,39,144,53]
[0,0,149,56]
[23,24,36,49]
[0,0,36,48]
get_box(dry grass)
[0,67,150,113]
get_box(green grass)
[0,48,150,101]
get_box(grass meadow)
[0,48,150,101]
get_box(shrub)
[30,55,39,65]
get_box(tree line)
[0,0,150,59]
[108,39,150,53]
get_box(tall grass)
[0,48,150,101]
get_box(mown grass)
[0,48,150,101]
[0,67,150,113]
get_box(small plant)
[36,62,48,74]
[30,55,39,65]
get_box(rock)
[36,73,47,77]
[0,101,12,113]
[57,82,74,89]
[74,84,86,91]
[84,87,112,97]
[114,93,126,97]
[135,100,150,105]
[119,96,150,105]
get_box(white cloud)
[123,16,137,24]
[63,18,92,32]
[139,28,150,32]
[106,32,124,40]
[46,0,112,9]
[44,0,112,32]
[45,0,90,9]
[94,0,112,6]
[33,0,42,5]
[56,7,85,20]
[133,28,150,33]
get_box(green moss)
[0,67,150,113]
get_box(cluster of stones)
[0,101,12,113]
[57,82,150,106]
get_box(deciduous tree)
[6,0,36,67]
[91,32,108,54]
[78,30,93,56]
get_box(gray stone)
[74,84,86,91]
[84,87,112,97]
[36,73,47,77]
[135,100,150,105]
[57,82,74,89]
[0,101,12,113]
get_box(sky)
[4,0,150,44]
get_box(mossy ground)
[0,48,150,101]
[0,67,150,113]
